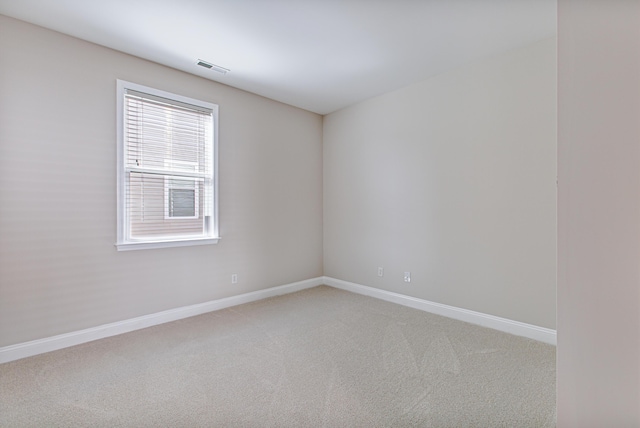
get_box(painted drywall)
[557,0,640,425]
[324,38,557,329]
[0,15,323,348]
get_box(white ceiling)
[0,0,556,115]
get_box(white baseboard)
[323,277,556,345]
[0,277,323,364]
[1,276,555,364]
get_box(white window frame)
[116,80,219,251]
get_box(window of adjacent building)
[116,80,219,251]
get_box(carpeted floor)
[0,285,556,427]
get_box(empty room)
[0,1,638,426]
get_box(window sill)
[116,237,220,251]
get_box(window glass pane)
[169,188,196,217]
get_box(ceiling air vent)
[197,59,229,75]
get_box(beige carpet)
[0,285,556,427]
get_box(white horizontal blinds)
[124,89,213,240]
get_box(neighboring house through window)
[116,80,219,250]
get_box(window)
[116,80,219,251]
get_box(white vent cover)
[196,59,229,75]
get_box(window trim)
[116,80,219,251]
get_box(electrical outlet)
[403,272,411,283]
[231,274,238,284]
[377,267,384,277]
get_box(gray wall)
[324,38,557,329]
[0,15,324,347]
[1,15,558,348]
[557,0,640,425]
